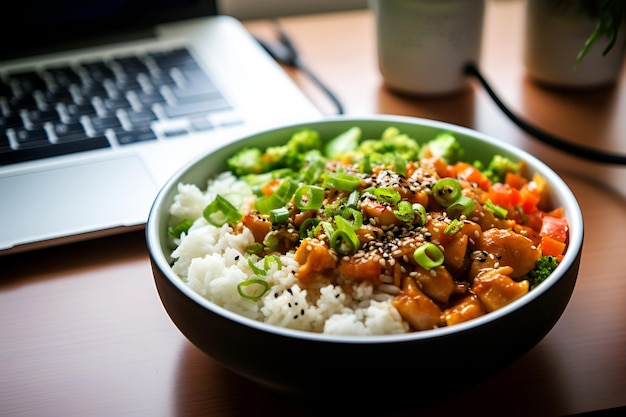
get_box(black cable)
[464,62,626,166]
[255,22,345,115]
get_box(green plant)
[574,0,626,67]
[544,0,625,68]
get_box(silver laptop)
[0,0,322,255]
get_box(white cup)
[370,0,486,96]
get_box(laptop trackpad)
[1,155,159,251]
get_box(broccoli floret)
[418,132,464,164]
[264,129,324,169]
[378,127,420,160]
[482,154,520,183]
[526,255,559,289]
[233,129,323,176]
[227,147,271,176]
[357,138,385,155]
[351,127,420,161]
[324,126,362,159]
[288,129,323,154]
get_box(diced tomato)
[261,178,281,196]
[505,172,528,190]
[546,207,565,218]
[488,183,522,208]
[540,235,566,260]
[519,185,541,214]
[540,215,569,243]
[453,162,491,190]
[523,210,544,232]
[431,157,454,178]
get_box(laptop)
[0,0,322,255]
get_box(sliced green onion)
[248,258,267,276]
[444,218,464,236]
[362,152,386,173]
[221,192,244,209]
[413,243,444,270]
[294,185,324,210]
[485,199,508,219]
[246,242,263,254]
[203,194,242,226]
[330,215,360,255]
[432,178,463,208]
[393,200,415,222]
[237,279,269,300]
[274,178,299,204]
[264,255,282,271]
[330,230,359,255]
[299,217,320,238]
[394,156,407,177]
[321,221,335,238]
[346,190,360,209]
[342,207,363,229]
[269,207,290,223]
[169,218,192,238]
[303,159,326,184]
[364,187,401,205]
[412,203,427,226]
[324,172,362,192]
[446,195,475,218]
[254,195,282,214]
[263,233,279,251]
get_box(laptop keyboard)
[0,48,242,166]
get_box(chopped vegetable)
[418,132,464,164]
[432,178,463,207]
[203,195,242,226]
[413,242,445,270]
[237,279,270,300]
[526,255,559,289]
[482,154,520,184]
[169,218,192,238]
[357,127,420,161]
[323,126,361,159]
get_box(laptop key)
[126,109,157,127]
[0,136,111,166]
[45,66,82,88]
[66,102,97,118]
[135,90,166,106]
[9,71,48,93]
[26,108,61,125]
[161,99,231,119]
[81,62,115,82]
[90,114,122,133]
[115,128,157,145]
[0,114,24,130]
[44,89,74,104]
[8,95,38,111]
[0,133,10,151]
[102,96,132,111]
[114,56,148,75]
[52,122,87,142]
[14,127,50,148]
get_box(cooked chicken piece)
[392,277,443,331]
[469,228,540,280]
[471,266,529,312]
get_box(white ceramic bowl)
[146,115,583,401]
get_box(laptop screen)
[1,0,219,60]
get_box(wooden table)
[2,1,625,416]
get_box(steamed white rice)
[168,172,409,335]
